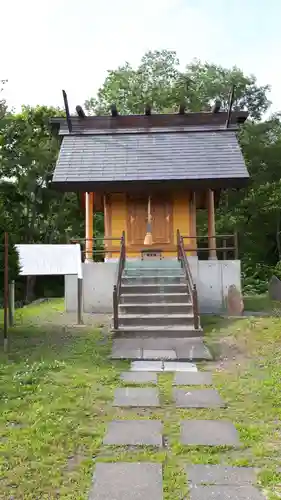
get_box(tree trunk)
[25,275,36,303]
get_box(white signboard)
[15,244,82,278]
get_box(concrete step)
[118,313,195,327]
[121,283,188,294]
[120,293,190,304]
[124,268,184,277]
[114,325,202,338]
[125,260,181,269]
[119,303,193,315]
[122,275,186,285]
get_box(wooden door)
[151,198,172,244]
[127,196,147,245]
[128,196,172,246]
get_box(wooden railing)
[113,231,126,330]
[70,237,123,261]
[177,230,199,330]
[181,232,238,260]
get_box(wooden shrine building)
[51,100,249,262]
[51,94,250,322]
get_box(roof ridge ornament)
[225,85,235,128]
[62,90,72,133]
[212,100,221,113]
[76,105,86,118]
[145,104,152,116]
[111,104,118,117]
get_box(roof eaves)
[57,125,241,137]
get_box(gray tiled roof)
[52,130,249,184]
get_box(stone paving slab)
[181,420,241,446]
[130,361,165,372]
[163,361,198,372]
[175,343,213,361]
[174,389,225,408]
[111,348,142,360]
[112,338,212,361]
[103,420,163,446]
[187,464,257,485]
[131,360,198,372]
[189,485,265,499]
[142,349,177,360]
[89,462,163,500]
[113,388,160,407]
[142,338,188,349]
[173,372,212,386]
[120,372,158,384]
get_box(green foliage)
[0,80,8,120]
[0,106,84,246]
[85,50,271,119]
[0,200,20,295]
[242,265,269,295]
[0,105,88,300]
[0,234,20,294]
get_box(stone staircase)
[115,260,202,338]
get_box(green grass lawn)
[1,301,281,499]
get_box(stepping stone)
[131,360,197,372]
[111,348,142,360]
[142,349,177,360]
[141,338,212,361]
[131,361,164,372]
[113,339,141,349]
[174,389,225,408]
[89,462,163,500]
[113,388,160,407]
[175,342,213,361]
[181,420,240,446]
[111,338,212,361]
[103,420,163,446]
[120,372,158,384]
[164,361,198,372]
[111,339,142,359]
[173,372,212,386]
[189,485,265,499]
[187,464,257,485]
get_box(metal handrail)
[113,231,126,330]
[177,229,199,330]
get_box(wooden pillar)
[85,192,94,261]
[104,194,112,259]
[190,192,197,256]
[8,280,15,327]
[207,189,217,259]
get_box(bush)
[242,262,271,295]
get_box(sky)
[2,0,281,114]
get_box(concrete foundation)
[65,259,241,314]
[65,262,118,313]
[190,258,241,314]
